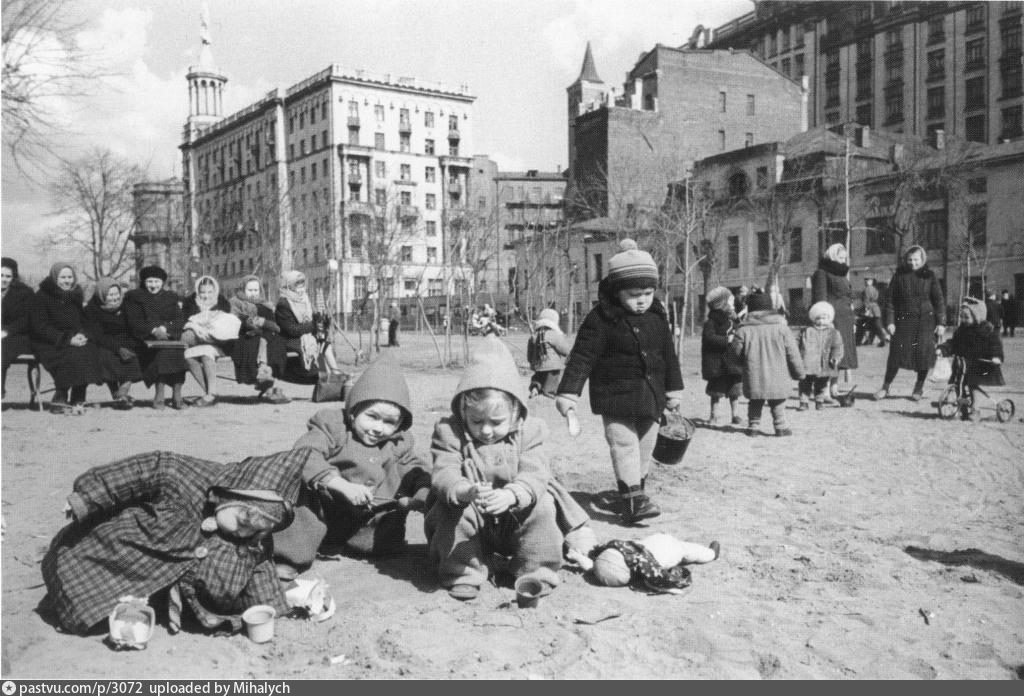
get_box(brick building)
[706,1,1024,145]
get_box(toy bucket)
[514,576,545,609]
[652,413,695,466]
[241,605,277,643]
[107,596,156,651]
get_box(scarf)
[279,272,313,323]
[94,277,123,312]
[194,275,221,312]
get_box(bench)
[11,354,45,411]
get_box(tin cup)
[241,605,276,643]
[514,576,544,609]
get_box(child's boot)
[798,395,809,411]
[746,419,761,437]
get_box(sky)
[1,0,753,280]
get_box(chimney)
[934,129,945,150]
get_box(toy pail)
[652,414,695,465]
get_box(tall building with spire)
[566,42,611,174]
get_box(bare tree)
[441,204,498,364]
[2,0,105,177]
[46,148,146,282]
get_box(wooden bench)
[11,354,45,411]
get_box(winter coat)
[29,277,104,388]
[558,281,684,420]
[527,327,571,373]
[938,322,1005,387]
[123,287,188,384]
[2,280,36,371]
[861,284,881,318]
[882,265,945,371]
[84,296,144,385]
[811,258,858,369]
[1001,297,1019,327]
[42,448,314,635]
[799,325,845,377]
[731,310,805,400]
[229,299,287,385]
[985,299,1002,329]
[701,308,742,381]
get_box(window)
[348,127,359,145]
[917,209,947,249]
[886,60,903,84]
[718,130,726,150]
[826,79,840,107]
[374,188,386,206]
[374,104,385,121]
[593,253,603,281]
[448,142,459,156]
[400,190,411,205]
[884,84,903,124]
[927,86,945,118]
[865,217,896,255]
[1002,105,1023,139]
[966,77,985,110]
[781,58,791,77]
[927,49,945,80]
[966,38,985,70]
[311,162,318,181]
[1001,37,1023,98]
[354,276,367,298]
[756,231,770,266]
[969,203,987,246]
[400,246,413,262]
[348,101,359,117]
[425,193,436,210]
[289,143,295,159]
[347,161,358,178]
[426,220,437,236]
[400,133,410,152]
[400,163,411,181]
[927,15,944,44]
[746,94,755,115]
[310,134,317,151]
[288,116,294,134]
[448,114,459,131]
[794,53,805,77]
[727,236,739,269]
[300,167,306,184]
[403,279,417,294]
[789,227,802,263]
[781,25,791,52]
[756,166,768,189]
[728,172,749,197]
[966,4,986,32]
[966,114,986,142]
[426,247,437,263]
[374,161,386,178]
[425,166,436,182]
[745,132,754,148]
[424,111,434,128]
[968,177,987,194]
[374,132,385,149]
[424,139,435,155]
[719,91,727,112]
[856,102,874,128]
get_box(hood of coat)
[344,352,413,433]
[741,310,788,327]
[451,335,528,422]
[38,275,84,305]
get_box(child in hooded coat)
[426,337,592,601]
[937,297,1005,420]
[42,448,315,636]
[701,286,743,425]
[527,308,571,398]
[273,353,431,572]
[798,301,845,411]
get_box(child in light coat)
[798,301,845,411]
[731,291,805,436]
[527,308,571,398]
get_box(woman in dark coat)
[275,270,339,383]
[811,243,858,398]
[30,263,104,411]
[875,245,946,401]
[123,265,188,410]
[229,275,289,403]
[84,278,143,409]
[2,257,36,399]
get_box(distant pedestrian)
[985,290,1002,333]
[387,302,400,347]
[1000,290,1018,337]
[527,308,571,398]
[857,278,888,347]
[701,286,742,426]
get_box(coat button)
[194,546,209,559]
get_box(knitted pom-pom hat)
[808,301,835,324]
[605,239,658,292]
[706,286,733,311]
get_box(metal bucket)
[652,414,696,466]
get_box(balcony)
[447,180,462,195]
[448,127,460,141]
[346,172,362,185]
[338,143,373,159]
[439,155,472,168]
[347,116,360,127]
[343,200,377,218]
[397,204,420,219]
[883,45,904,66]
[399,117,412,133]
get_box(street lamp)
[327,258,340,329]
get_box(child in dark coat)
[937,297,1005,421]
[527,308,572,398]
[701,286,743,426]
[556,239,684,525]
[272,353,431,573]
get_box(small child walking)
[426,337,591,601]
[527,308,571,398]
[937,297,1005,421]
[701,286,743,426]
[556,239,684,525]
[273,353,431,574]
[798,301,845,411]
[731,290,805,436]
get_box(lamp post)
[327,258,340,329]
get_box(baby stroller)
[936,355,1015,422]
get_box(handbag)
[312,370,349,403]
[930,356,952,382]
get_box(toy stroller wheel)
[996,399,1015,423]
[937,386,959,420]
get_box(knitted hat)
[961,297,987,324]
[1,257,19,278]
[746,291,774,312]
[808,301,835,323]
[706,286,733,311]
[533,308,560,331]
[452,335,528,418]
[139,265,167,283]
[605,239,658,291]
[345,352,413,432]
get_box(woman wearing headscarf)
[84,278,143,409]
[275,270,340,381]
[123,265,188,410]
[229,275,289,403]
[811,243,858,399]
[874,245,945,401]
[180,275,238,408]
[2,257,36,400]
[29,263,104,412]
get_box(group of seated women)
[1,257,338,413]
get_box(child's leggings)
[798,376,830,399]
[748,399,786,428]
[425,493,563,589]
[602,416,659,487]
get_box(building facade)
[707,1,1024,145]
[179,33,477,318]
[131,179,187,293]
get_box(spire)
[197,1,216,71]
[576,41,602,83]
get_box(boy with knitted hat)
[273,353,431,573]
[798,301,845,411]
[937,297,1004,420]
[556,239,684,525]
[701,286,743,425]
[426,336,592,600]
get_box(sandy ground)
[2,327,1023,680]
